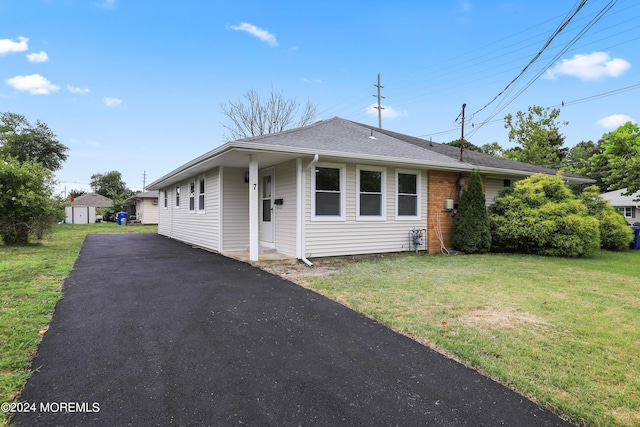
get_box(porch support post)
[249,154,259,262]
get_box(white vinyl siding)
[157,169,220,251]
[305,163,428,258]
[485,177,519,206]
[274,160,297,257]
[222,167,249,251]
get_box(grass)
[290,251,640,427]
[2,225,637,426]
[0,223,157,426]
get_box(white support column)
[248,154,259,262]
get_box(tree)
[0,112,69,171]
[90,171,134,220]
[489,174,600,257]
[479,142,505,157]
[220,87,318,141]
[444,138,481,152]
[504,105,568,168]
[562,140,609,193]
[453,170,491,253]
[0,156,63,244]
[592,122,640,200]
[90,171,130,198]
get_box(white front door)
[260,170,274,245]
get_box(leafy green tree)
[490,174,600,257]
[579,185,632,251]
[0,156,63,244]
[444,138,481,152]
[504,105,568,168]
[0,112,69,172]
[479,142,505,157]
[592,122,640,200]
[453,170,491,253]
[90,171,130,198]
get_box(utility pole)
[373,73,385,129]
[460,103,466,162]
[142,171,147,190]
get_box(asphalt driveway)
[13,233,573,426]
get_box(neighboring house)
[126,191,160,225]
[601,188,639,225]
[64,193,113,224]
[147,117,592,263]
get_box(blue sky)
[1,0,638,194]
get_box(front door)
[260,170,274,245]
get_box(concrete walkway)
[13,234,573,426]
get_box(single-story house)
[601,188,639,225]
[126,190,159,225]
[147,117,592,263]
[64,193,113,224]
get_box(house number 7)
[253,184,257,190]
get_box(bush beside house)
[489,174,600,257]
[580,186,633,251]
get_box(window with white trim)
[188,181,195,212]
[175,186,180,207]
[396,170,420,219]
[198,177,205,212]
[619,207,634,218]
[312,164,345,220]
[163,190,167,208]
[357,166,385,220]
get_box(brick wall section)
[426,170,487,254]
[427,170,459,253]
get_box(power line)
[466,0,619,140]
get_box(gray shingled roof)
[72,193,113,207]
[127,190,159,201]
[355,121,586,179]
[239,117,464,166]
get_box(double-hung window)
[163,190,168,208]
[189,181,196,212]
[396,170,420,219]
[357,166,385,220]
[198,177,205,212]
[313,164,345,220]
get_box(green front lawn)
[0,223,157,425]
[287,251,640,427]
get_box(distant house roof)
[148,117,593,190]
[601,188,640,206]
[72,193,113,207]
[126,190,159,202]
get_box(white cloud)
[96,0,116,9]
[26,51,49,63]
[366,103,408,119]
[6,74,59,95]
[0,36,29,55]
[230,22,278,47]
[104,97,122,107]
[546,52,631,81]
[596,114,635,129]
[67,84,89,94]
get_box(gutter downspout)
[298,154,318,266]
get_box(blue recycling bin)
[631,226,640,250]
[117,212,128,225]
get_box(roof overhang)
[147,142,481,190]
